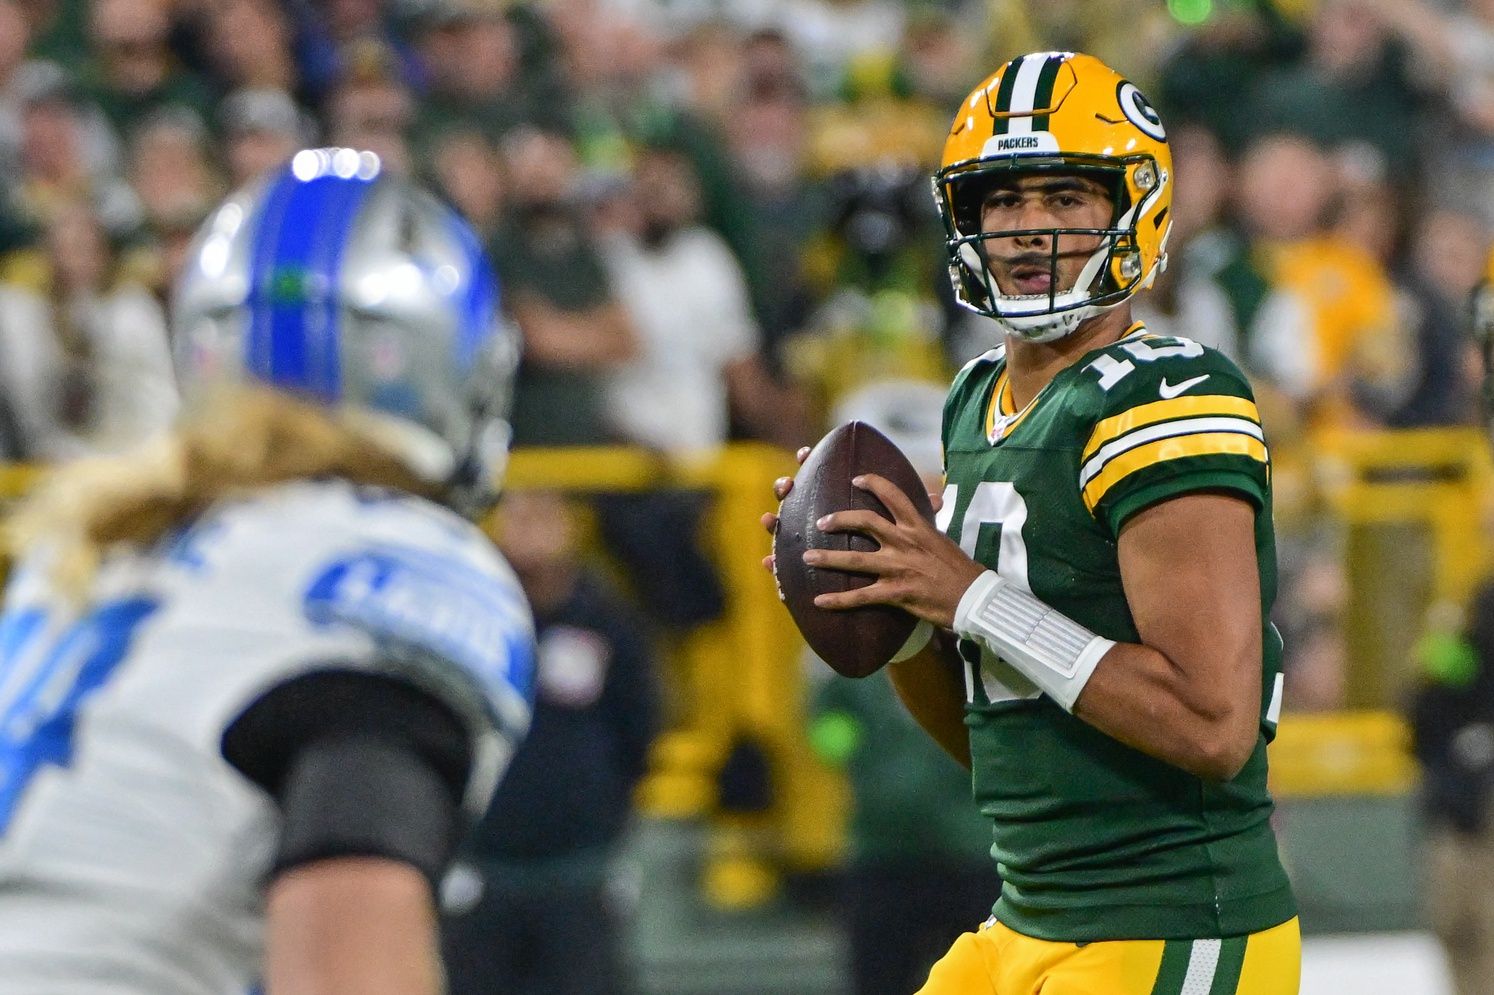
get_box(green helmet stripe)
[991,56,1024,135]
[1030,55,1064,132]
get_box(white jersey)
[0,479,534,994]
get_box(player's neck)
[1004,307,1134,409]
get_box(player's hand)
[760,446,811,574]
[804,473,983,629]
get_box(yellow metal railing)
[1269,710,1416,798]
[1316,427,1494,709]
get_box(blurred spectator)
[1156,2,1305,155]
[1246,0,1424,181]
[1410,582,1494,995]
[774,0,906,100]
[1134,122,1315,411]
[787,164,948,422]
[410,0,532,156]
[0,201,177,458]
[601,142,806,455]
[218,87,310,187]
[322,43,415,174]
[0,0,29,178]
[428,126,507,238]
[124,107,222,297]
[200,0,302,96]
[672,21,749,130]
[1390,208,1488,427]
[493,124,637,447]
[593,142,801,632]
[900,8,985,109]
[11,63,139,270]
[725,35,823,359]
[288,0,420,103]
[1235,132,1414,430]
[1371,0,1494,217]
[17,0,91,71]
[82,0,214,138]
[550,0,765,308]
[442,489,659,995]
[126,107,223,239]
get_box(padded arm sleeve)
[222,669,473,889]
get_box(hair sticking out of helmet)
[933,52,1173,343]
[172,147,519,514]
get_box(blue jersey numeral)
[0,597,160,833]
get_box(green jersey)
[938,323,1295,942]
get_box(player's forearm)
[1074,642,1259,782]
[264,858,444,995]
[888,635,971,769]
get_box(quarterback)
[768,53,1299,993]
[0,151,533,994]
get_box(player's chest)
[940,425,1115,580]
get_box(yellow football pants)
[916,916,1300,995]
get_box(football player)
[766,53,1299,993]
[0,148,533,994]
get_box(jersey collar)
[983,321,1149,446]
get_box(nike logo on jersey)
[1158,374,1210,399]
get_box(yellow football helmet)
[934,52,1173,343]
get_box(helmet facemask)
[935,153,1167,343]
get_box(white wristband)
[889,619,934,664]
[952,570,1114,712]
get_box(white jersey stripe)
[1180,937,1222,994]
[1004,55,1049,135]
[1080,416,1266,487]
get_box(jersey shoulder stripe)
[1074,336,1269,529]
[1083,393,1262,461]
[1082,432,1269,513]
[1079,412,1266,489]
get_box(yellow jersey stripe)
[1082,432,1269,512]
[1079,415,1264,488]
[984,369,1040,443]
[1083,394,1260,460]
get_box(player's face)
[979,174,1113,297]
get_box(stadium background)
[0,0,1485,990]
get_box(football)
[772,421,935,678]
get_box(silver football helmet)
[172,148,518,510]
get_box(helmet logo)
[984,131,1060,156]
[1117,81,1166,142]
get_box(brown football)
[772,421,935,678]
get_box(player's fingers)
[817,509,893,543]
[802,547,883,575]
[761,511,779,535]
[762,553,775,572]
[853,473,923,524]
[773,476,794,500]
[813,583,896,611]
[796,446,811,464]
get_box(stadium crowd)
[1,0,1491,705]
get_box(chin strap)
[952,570,1114,712]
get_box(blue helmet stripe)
[246,171,375,401]
[246,170,298,382]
